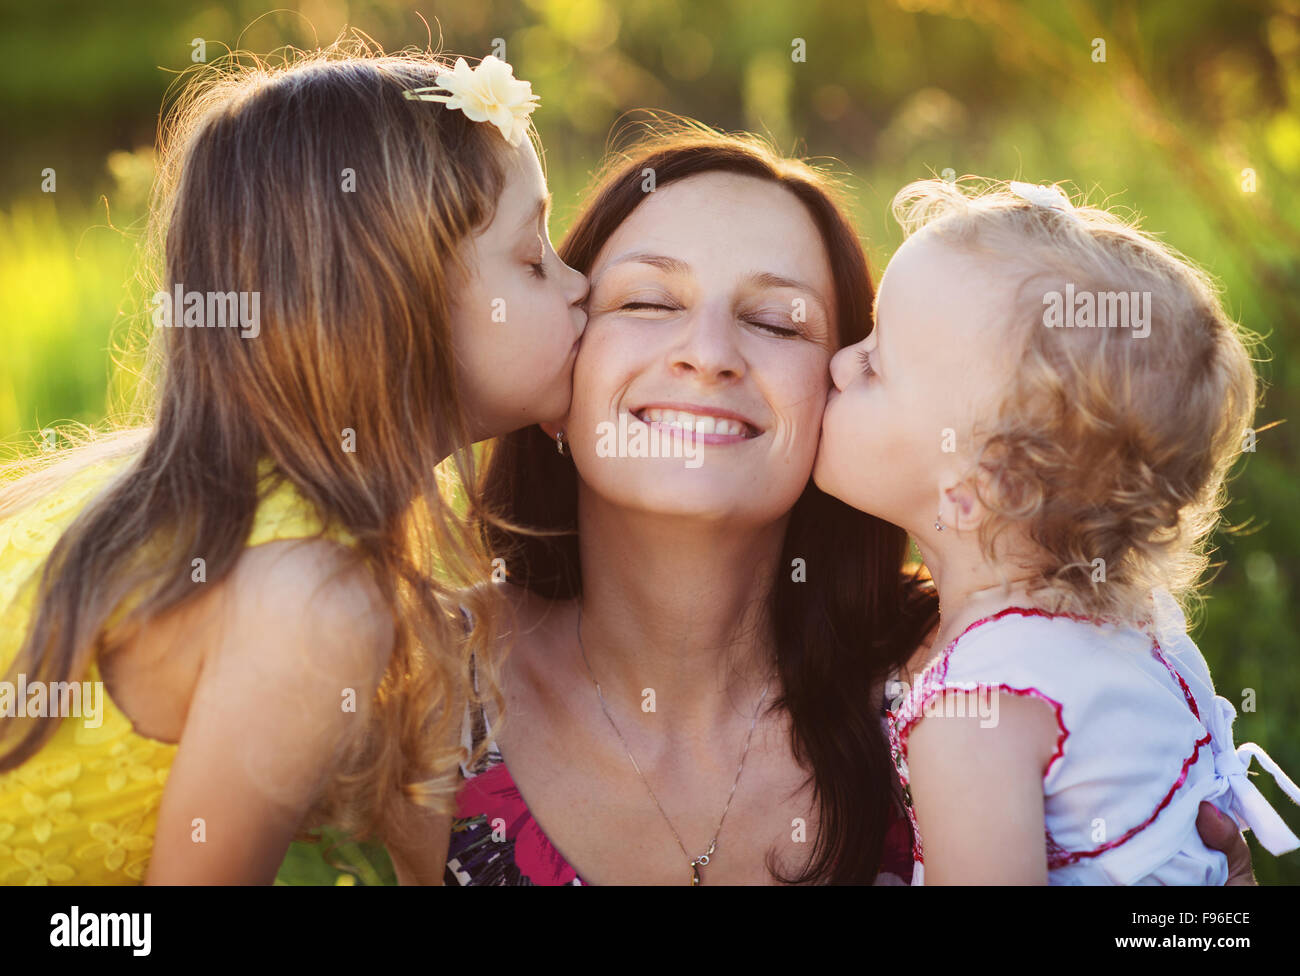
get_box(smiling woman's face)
[563,172,838,522]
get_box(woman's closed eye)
[604,290,810,342]
[616,300,800,337]
[743,313,800,338]
[610,289,684,314]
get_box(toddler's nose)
[829,344,854,392]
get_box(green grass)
[275,830,398,887]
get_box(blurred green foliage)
[2,0,1297,884]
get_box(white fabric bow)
[1206,694,1300,855]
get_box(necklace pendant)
[690,861,701,885]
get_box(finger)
[1197,801,1256,886]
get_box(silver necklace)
[575,601,771,885]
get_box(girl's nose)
[564,262,589,309]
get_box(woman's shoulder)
[456,584,571,780]
[480,582,572,679]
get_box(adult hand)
[1197,801,1256,885]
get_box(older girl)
[0,45,586,884]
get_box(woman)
[430,122,936,885]
[393,120,1255,885]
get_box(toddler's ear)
[936,477,988,535]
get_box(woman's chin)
[593,476,796,525]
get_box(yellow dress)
[0,453,339,884]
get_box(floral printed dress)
[444,688,584,885]
[0,453,351,884]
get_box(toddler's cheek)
[822,406,861,474]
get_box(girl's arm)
[145,540,393,884]
[906,689,1059,884]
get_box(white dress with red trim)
[885,589,1300,885]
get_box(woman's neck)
[574,493,786,733]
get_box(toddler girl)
[814,177,1299,884]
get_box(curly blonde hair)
[892,177,1261,625]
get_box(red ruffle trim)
[886,606,1208,872]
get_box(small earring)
[555,431,566,456]
[934,514,945,532]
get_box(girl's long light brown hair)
[0,39,516,839]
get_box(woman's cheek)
[572,321,611,392]
[569,327,622,435]
[789,350,834,435]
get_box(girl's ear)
[936,476,987,535]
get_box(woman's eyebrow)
[745,271,828,313]
[590,251,691,290]
[602,251,690,274]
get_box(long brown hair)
[479,117,938,883]
[0,39,518,837]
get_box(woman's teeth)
[637,408,751,437]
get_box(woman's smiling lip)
[630,402,764,438]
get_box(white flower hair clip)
[1008,180,1075,213]
[404,55,540,147]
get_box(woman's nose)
[671,302,745,381]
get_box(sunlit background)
[3,0,1298,884]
